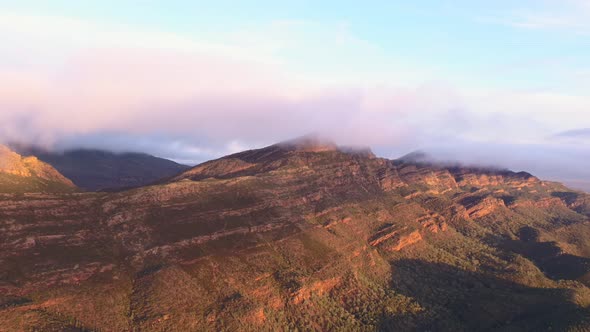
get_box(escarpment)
[1,138,590,331]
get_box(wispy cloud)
[483,0,590,34]
[0,9,589,188]
[555,128,590,140]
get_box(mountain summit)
[172,135,376,182]
[277,134,339,152]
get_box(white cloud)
[0,9,589,187]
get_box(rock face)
[1,139,590,331]
[390,230,423,251]
[0,145,72,183]
[460,195,506,219]
[0,145,76,192]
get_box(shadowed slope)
[12,145,189,191]
[384,260,590,331]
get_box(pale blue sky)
[3,0,589,93]
[0,1,589,189]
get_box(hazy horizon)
[1,1,589,191]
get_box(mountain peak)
[397,150,434,164]
[276,134,338,152]
[172,135,378,182]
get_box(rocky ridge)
[10,145,190,191]
[1,138,590,331]
[0,145,76,192]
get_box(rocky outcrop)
[396,164,458,192]
[370,225,430,252]
[0,145,74,186]
[416,212,448,233]
[369,225,403,247]
[368,212,446,252]
[0,145,76,192]
[292,277,341,304]
[390,230,423,251]
[458,195,506,219]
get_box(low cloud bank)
[1,13,589,191]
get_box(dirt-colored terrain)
[1,138,590,331]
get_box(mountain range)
[1,137,590,331]
[9,145,189,191]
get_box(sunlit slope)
[0,145,76,193]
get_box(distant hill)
[0,145,76,193]
[13,147,190,191]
